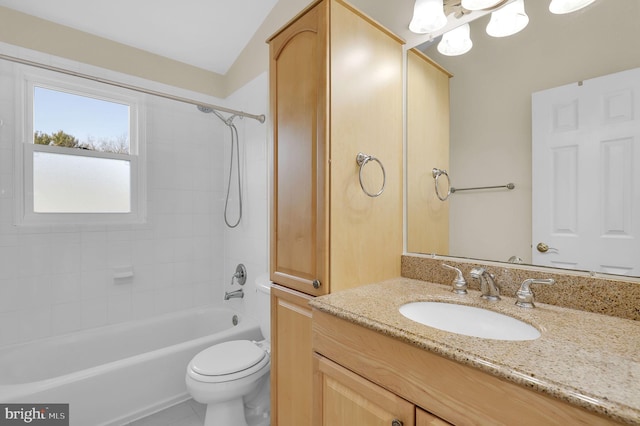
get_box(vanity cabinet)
[312,309,622,425]
[314,354,416,426]
[416,408,451,426]
[315,353,453,426]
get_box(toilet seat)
[188,340,270,384]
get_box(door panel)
[532,67,640,276]
[269,2,328,295]
[314,355,414,426]
[271,285,314,426]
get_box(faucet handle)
[442,263,467,295]
[515,278,555,308]
[230,264,247,286]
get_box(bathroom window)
[16,67,147,225]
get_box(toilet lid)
[191,340,266,376]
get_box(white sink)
[399,301,541,341]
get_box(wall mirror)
[406,0,640,278]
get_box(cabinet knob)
[312,279,321,289]
[391,420,403,426]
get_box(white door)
[532,67,640,276]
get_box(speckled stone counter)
[310,278,640,425]
[401,255,640,321]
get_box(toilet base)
[245,374,270,426]
[204,397,247,426]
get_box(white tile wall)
[0,46,270,347]
[221,73,270,325]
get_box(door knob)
[391,420,403,426]
[536,243,558,253]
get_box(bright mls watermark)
[0,404,68,425]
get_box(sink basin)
[399,302,540,341]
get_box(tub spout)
[224,289,244,300]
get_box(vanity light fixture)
[549,0,596,14]
[486,0,529,37]
[461,0,505,11]
[437,23,473,56]
[409,0,448,34]
[412,0,599,55]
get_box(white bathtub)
[0,305,263,426]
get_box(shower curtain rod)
[0,53,266,124]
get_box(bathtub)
[0,305,263,426]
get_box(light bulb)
[409,0,447,34]
[549,0,597,14]
[486,0,529,37]
[437,23,473,56]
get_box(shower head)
[197,105,239,126]
[197,105,214,114]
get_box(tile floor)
[125,399,205,426]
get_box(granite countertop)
[310,278,640,425]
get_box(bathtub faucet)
[224,289,244,300]
[230,264,247,286]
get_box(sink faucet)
[515,278,555,308]
[469,267,500,301]
[224,289,244,300]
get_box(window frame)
[15,66,147,226]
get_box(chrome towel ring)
[432,168,451,201]
[356,152,386,197]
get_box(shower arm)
[212,109,237,127]
[198,105,244,126]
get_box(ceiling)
[0,0,449,76]
[0,0,279,75]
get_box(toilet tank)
[255,273,272,342]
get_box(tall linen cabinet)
[267,0,403,424]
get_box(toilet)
[186,274,272,426]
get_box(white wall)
[0,46,271,347]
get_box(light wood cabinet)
[268,1,403,424]
[269,1,328,297]
[268,0,403,297]
[312,309,622,426]
[314,354,415,426]
[271,285,314,426]
[416,408,451,426]
[314,353,453,426]
[406,48,452,255]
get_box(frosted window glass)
[33,151,131,213]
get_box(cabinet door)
[269,0,329,296]
[416,407,451,426]
[314,355,414,426]
[271,285,314,426]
